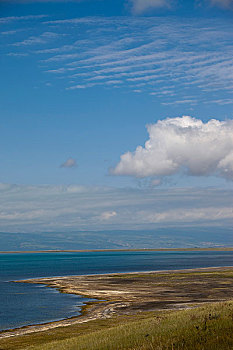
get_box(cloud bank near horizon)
[0,183,232,232]
[112,116,233,180]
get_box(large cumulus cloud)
[112,116,233,180]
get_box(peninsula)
[1,266,233,350]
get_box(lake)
[0,250,233,331]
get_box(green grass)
[3,301,232,350]
[0,313,155,350]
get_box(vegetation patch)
[22,301,233,350]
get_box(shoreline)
[12,264,233,282]
[1,247,233,253]
[0,301,102,339]
[1,265,233,339]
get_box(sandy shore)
[1,266,233,339]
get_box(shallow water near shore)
[0,250,233,331]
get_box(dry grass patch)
[23,301,233,350]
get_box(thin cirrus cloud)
[129,0,172,14]
[12,32,63,46]
[60,157,77,168]
[111,116,233,181]
[129,0,233,14]
[3,15,233,105]
[1,0,232,9]
[209,0,233,8]
[0,15,47,24]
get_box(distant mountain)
[0,227,232,251]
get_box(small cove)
[0,280,93,331]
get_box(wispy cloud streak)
[129,0,172,14]
[209,0,233,8]
[3,16,233,105]
[0,15,47,24]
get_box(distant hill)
[0,227,232,251]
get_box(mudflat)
[1,266,233,339]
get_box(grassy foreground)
[2,301,233,350]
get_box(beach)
[1,266,233,340]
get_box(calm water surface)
[0,250,233,331]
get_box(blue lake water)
[0,250,233,331]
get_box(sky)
[0,0,233,239]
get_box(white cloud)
[1,30,17,35]
[144,207,233,224]
[60,158,77,168]
[0,15,46,24]
[0,184,232,232]
[112,116,233,180]
[129,0,171,14]
[5,16,233,101]
[7,52,28,57]
[151,178,162,186]
[12,32,63,47]
[100,211,117,220]
[209,0,233,8]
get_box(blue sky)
[0,0,233,236]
